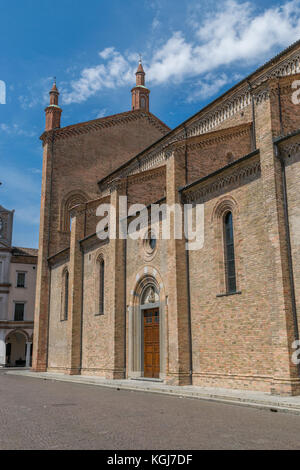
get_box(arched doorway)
[128,270,166,380]
[5,330,28,367]
[142,286,160,378]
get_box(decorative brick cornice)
[98,144,169,195]
[0,321,33,328]
[174,123,252,153]
[181,47,300,138]
[280,141,300,158]
[69,195,111,218]
[99,124,252,195]
[182,157,261,204]
[11,256,37,264]
[110,166,166,193]
[48,247,70,267]
[253,88,270,104]
[40,110,170,144]
[80,233,109,252]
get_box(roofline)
[97,39,300,188]
[47,246,70,262]
[40,108,170,141]
[274,128,300,144]
[97,128,174,188]
[179,149,260,194]
[173,38,300,135]
[79,196,167,246]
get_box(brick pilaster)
[165,149,191,385]
[255,83,300,395]
[107,188,126,379]
[67,204,86,374]
[32,139,53,372]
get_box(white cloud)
[151,17,160,31]
[0,123,37,138]
[63,49,135,104]
[99,47,116,59]
[148,0,300,84]
[187,74,231,103]
[63,0,300,104]
[18,77,53,110]
[29,168,42,175]
[95,108,107,118]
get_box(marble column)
[25,342,32,368]
[0,330,7,367]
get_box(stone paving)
[7,369,300,414]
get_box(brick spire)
[131,59,150,112]
[45,79,62,131]
[136,60,145,86]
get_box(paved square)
[1,370,300,450]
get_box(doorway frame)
[128,269,167,380]
[141,303,160,379]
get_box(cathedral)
[33,41,300,396]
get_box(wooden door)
[143,309,160,378]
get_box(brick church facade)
[33,42,300,395]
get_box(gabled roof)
[40,109,170,141]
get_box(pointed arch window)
[224,212,236,293]
[99,258,105,315]
[62,270,69,321]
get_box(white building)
[0,205,37,367]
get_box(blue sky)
[1,0,300,248]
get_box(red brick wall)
[186,124,253,185]
[48,113,168,256]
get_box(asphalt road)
[0,370,300,450]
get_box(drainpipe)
[183,124,188,184]
[185,241,193,385]
[124,237,127,379]
[274,144,300,375]
[79,243,85,372]
[122,180,128,379]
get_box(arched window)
[224,212,236,293]
[62,270,69,320]
[99,259,105,315]
[140,96,146,109]
[61,192,88,232]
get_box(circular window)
[143,230,157,259]
[149,235,156,251]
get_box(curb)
[6,370,300,415]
